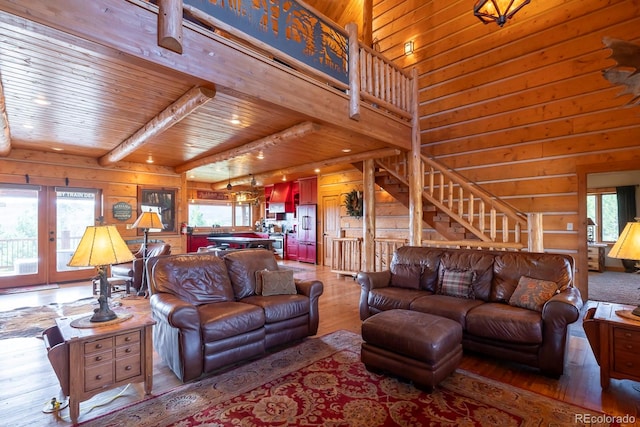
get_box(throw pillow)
[254,268,270,295]
[258,269,297,296]
[438,268,475,299]
[508,276,559,312]
[390,264,422,289]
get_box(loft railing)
[376,153,539,251]
[147,0,414,120]
[330,237,407,276]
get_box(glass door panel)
[0,185,45,288]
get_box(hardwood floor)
[0,261,638,426]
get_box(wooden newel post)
[408,68,422,246]
[346,22,361,121]
[528,212,544,252]
[158,0,184,54]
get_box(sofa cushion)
[466,303,543,344]
[390,263,422,289]
[257,269,297,296]
[242,294,310,323]
[224,249,279,299]
[438,268,475,299]
[198,301,265,341]
[492,252,573,303]
[410,294,484,328]
[508,276,559,312]
[368,287,427,312]
[392,246,443,292]
[151,254,235,305]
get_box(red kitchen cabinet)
[296,204,316,264]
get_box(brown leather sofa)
[356,246,583,377]
[147,249,323,382]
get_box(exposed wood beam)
[158,0,183,54]
[210,147,403,190]
[175,121,321,174]
[0,79,11,156]
[98,86,216,166]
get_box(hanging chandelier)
[474,0,530,27]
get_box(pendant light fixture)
[226,168,232,191]
[474,0,530,27]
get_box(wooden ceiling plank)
[98,86,216,166]
[175,121,322,174]
[212,147,403,189]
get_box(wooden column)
[346,22,360,121]
[363,0,373,47]
[0,79,11,156]
[362,158,375,272]
[528,212,544,252]
[158,0,183,54]
[408,68,422,246]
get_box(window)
[188,201,252,227]
[587,189,619,243]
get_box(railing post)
[528,213,544,252]
[158,0,184,54]
[409,68,422,246]
[346,22,360,121]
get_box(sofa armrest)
[356,270,391,320]
[295,279,324,335]
[538,286,583,376]
[149,293,203,382]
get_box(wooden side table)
[48,298,155,424]
[584,302,640,388]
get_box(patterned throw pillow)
[257,269,297,296]
[438,268,475,299]
[508,276,559,312]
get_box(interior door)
[322,194,341,267]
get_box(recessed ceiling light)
[341,148,352,153]
[146,155,154,164]
[33,97,50,106]
[281,175,287,181]
[257,151,264,160]
[314,168,320,173]
[23,124,33,129]
[230,115,241,125]
[51,147,63,152]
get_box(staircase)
[374,153,530,250]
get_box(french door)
[0,184,101,289]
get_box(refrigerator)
[296,204,317,263]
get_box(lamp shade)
[132,211,164,230]
[68,225,135,267]
[608,221,640,261]
[474,0,530,26]
[587,217,597,226]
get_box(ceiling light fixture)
[146,155,154,164]
[226,168,233,191]
[257,151,264,160]
[341,148,352,153]
[473,0,530,27]
[404,40,414,55]
[250,174,257,187]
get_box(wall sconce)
[404,40,414,55]
[474,0,530,27]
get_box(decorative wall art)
[138,187,177,234]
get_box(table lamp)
[131,210,164,295]
[608,218,640,316]
[67,225,135,322]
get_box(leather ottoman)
[361,309,462,391]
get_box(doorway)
[322,194,341,267]
[0,184,101,289]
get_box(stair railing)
[376,153,530,249]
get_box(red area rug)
[82,330,618,426]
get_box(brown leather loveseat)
[357,246,583,377]
[147,249,323,382]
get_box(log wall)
[369,0,640,296]
[0,149,185,252]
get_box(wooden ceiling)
[0,0,400,190]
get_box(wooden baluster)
[448,180,454,210]
[502,216,509,243]
[490,208,497,241]
[458,187,464,219]
[468,194,474,226]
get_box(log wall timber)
[371,0,640,299]
[0,149,185,253]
